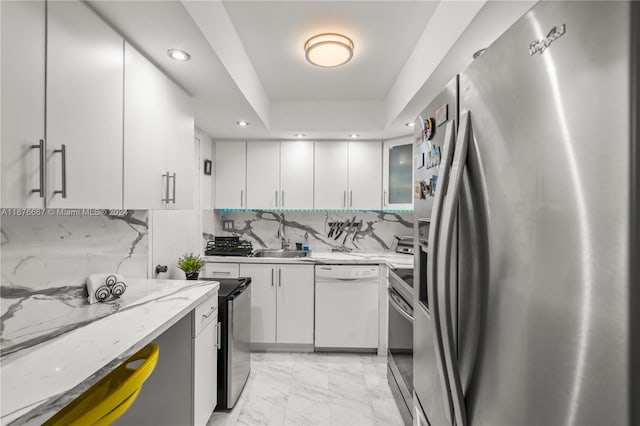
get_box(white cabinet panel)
[383,138,414,210]
[241,264,276,344]
[193,309,218,426]
[124,42,194,210]
[164,82,194,210]
[123,43,168,210]
[215,142,246,209]
[276,265,314,344]
[348,140,382,210]
[314,141,348,210]
[1,0,46,208]
[203,263,240,279]
[246,141,280,209]
[280,141,314,210]
[46,1,123,208]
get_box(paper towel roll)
[86,274,127,304]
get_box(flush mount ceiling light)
[405,121,415,127]
[167,48,191,62]
[304,33,354,68]
[294,133,306,138]
[349,133,359,139]
[236,120,250,127]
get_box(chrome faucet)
[277,223,290,250]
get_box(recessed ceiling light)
[167,48,191,62]
[236,120,250,127]
[405,121,415,127]
[304,33,354,68]
[349,134,359,139]
[294,133,306,138]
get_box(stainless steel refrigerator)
[413,2,639,425]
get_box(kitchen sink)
[251,249,311,258]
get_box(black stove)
[205,237,253,257]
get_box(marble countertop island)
[0,278,220,425]
[205,251,414,269]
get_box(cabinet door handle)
[170,173,176,204]
[350,190,353,208]
[30,139,46,198]
[216,321,221,349]
[53,144,67,198]
[162,172,169,203]
[281,190,285,208]
[240,189,244,207]
[343,190,347,208]
[202,305,216,319]
[384,190,388,207]
[211,271,231,276]
[271,268,274,287]
[275,189,278,207]
[278,268,282,287]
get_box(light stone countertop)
[204,251,414,269]
[0,278,220,425]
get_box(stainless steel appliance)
[413,2,639,425]
[211,278,251,409]
[387,267,414,426]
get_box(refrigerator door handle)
[426,119,458,423]
[438,111,471,426]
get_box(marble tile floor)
[208,352,404,426]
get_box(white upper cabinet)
[123,43,169,210]
[246,141,280,209]
[124,43,194,210]
[348,140,382,210]
[1,0,46,208]
[162,72,194,210]
[314,141,349,209]
[215,142,246,209]
[46,1,123,209]
[383,138,414,211]
[280,141,314,210]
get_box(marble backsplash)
[1,211,148,290]
[205,211,413,252]
[0,211,148,356]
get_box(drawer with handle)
[193,292,219,337]
[202,263,240,279]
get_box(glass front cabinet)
[382,137,414,211]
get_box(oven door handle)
[388,288,414,323]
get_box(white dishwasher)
[315,265,379,349]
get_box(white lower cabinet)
[117,293,219,426]
[240,264,314,345]
[202,263,240,279]
[193,307,218,426]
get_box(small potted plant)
[177,252,205,280]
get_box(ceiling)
[88,0,536,141]
[223,1,439,101]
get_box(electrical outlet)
[223,220,234,230]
